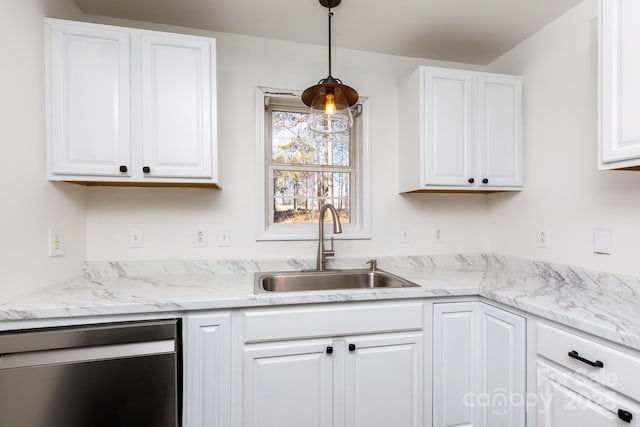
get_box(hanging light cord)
[327,8,334,79]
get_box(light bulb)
[325,90,336,114]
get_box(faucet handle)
[324,237,335,258]
[366,259,377,271]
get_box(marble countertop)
[1,254,640,352]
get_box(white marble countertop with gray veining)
[1,254,640,352]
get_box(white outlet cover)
[432,227,443,244]
[593,228,612,254]
[536,229,550,248]
[194,228,208,248]
[48,228,65,257]
[400,229,411,244]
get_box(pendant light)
[302,0,358,134]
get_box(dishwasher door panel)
[0,351,178,427]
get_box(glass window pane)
[272,170,351,224]
[271,110,350,167]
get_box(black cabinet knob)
[482,178,489,184]
[326,346,333,354]
[142,166,151,173]
[119,165,128,173]
[348,344,356,352]
[619,409,633,423]
[468,178,475,184]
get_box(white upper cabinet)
[47,21,131,178]
[45,19,219,187]
[399,66,522,192]
[599,0,640,170]
[478,73,523,187]
[140,33,214,179]
[423,68,474,186]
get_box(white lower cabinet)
[242,333,423,427]
[182,300,640,427]
[536,322,640,427]
[432,301,526,427]
[243,338,335,427]
[537,359,639,427]
[344,333,423,427]
[238,301,425,427]
[183,312,232,427]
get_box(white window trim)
[255,86,372,241]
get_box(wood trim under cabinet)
[64,181,221,189]
[401,189,509,194]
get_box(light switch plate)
[128,227,144,248]
[217,228,231,247]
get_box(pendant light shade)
[302,0,359,134]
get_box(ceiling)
[73,0,583,65]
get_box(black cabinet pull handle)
[119,165,128,173]
[568,350,604,368]
[348,344,356,352]
[482,178,489,184]
[618,409,633,423]
[326,346,333,354]
[142,166,151,173]
[468,178,475,184]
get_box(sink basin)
[254,269,420,293]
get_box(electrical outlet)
[432,227,443,244]
[194,228,208,248]
[536,229,550,248]
[128,228,144,248]
[48,228,65,257]
[217,228,231,247]
[400,229,411,244]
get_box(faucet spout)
[316,204,343,271]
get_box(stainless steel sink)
[254,269,420,293]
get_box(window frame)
[255,87,372,241]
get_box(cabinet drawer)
[537,322,640,401]
[242,302,423,343]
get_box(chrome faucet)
[316,204,343,271]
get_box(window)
[256,87,371,240]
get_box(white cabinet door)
[433,302,526,427]
[478,303,526,427]
[183,313,231,427]
[433,302,479,427]
[46,19,219,187]
[424,68,474,186]
[537,359,640,427]
[140,33,214,179]
[47,20,131,177]
[345,333,423,427]
[477,74,523,187]
[600,0,640,169]
[243,339,335,427]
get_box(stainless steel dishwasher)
[0,319,180,427]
